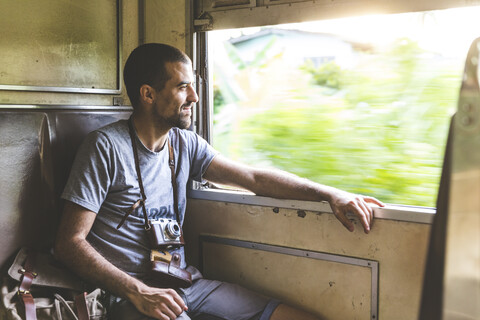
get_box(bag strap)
[74,292,89,320]
[21,292,36,320]
[18,249,38,320]
[17,249,90,320]
[117,117,181,229]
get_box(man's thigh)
[180,279,280,320]
[107,278,280,320]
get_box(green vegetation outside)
[212,36,460,207]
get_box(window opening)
[207,6,480,207]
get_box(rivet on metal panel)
[113,97,123,106]
[460,115,473,126]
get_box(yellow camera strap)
[150,250,172,263]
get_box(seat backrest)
[0,109,131,268]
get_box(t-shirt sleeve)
[61,131,113,213]
[185,131,218,182]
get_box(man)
[55,43,384,320]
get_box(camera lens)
[165,221,181,239]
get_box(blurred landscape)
[209,7,480,207]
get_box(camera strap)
[116,117,181,230]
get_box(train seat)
[0,109,130,269]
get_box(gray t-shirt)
[62,119,217,279]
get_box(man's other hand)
[130,286,188,320]
[328,189,385,233]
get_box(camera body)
[147,219,192,288]
[149,218,184,249]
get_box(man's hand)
[129,286,188,320]
[328,189,385,233]
[204,155,385,234]
[55,203,187,320]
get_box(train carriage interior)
[0,1,479,319]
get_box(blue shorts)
[108,266,281,320]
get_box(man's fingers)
[356,200,370,225]
[361,195,381,231]
[164,289,186,316]
[363,196,385,207]
[156,308,174,320]
[158,303,178,320]
[335,209,354,232]
[141,289,186,320]
[352,203,370,233]
[357,200,373,231]
[330,192,383,234]
[341,197,372,233]
[170,289,188,312]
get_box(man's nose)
[188,86,199,103]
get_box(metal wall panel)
[200,236,378,319]
[142,0,191,55]
[0,0,121,94]
[184,199,430,319]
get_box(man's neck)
[131,113,170,152]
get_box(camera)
[149,218,185,249]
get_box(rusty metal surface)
[0,109,130,268]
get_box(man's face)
[152,61,198,129]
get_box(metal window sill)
[187,188,435,224]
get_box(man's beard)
[152,105,192,130]
[166,113,191,130]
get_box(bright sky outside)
[211,5,480,60]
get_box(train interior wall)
[0,1,433,319]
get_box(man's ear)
[139,84,156,105]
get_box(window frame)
[188,0,480,224]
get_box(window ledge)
[187,188,435,224]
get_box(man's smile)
[181,105,192,115]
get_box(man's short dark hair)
[123,43,190,107]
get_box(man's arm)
[54,201,187,320]
[203,155,384,233]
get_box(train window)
[202,6,480,208]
